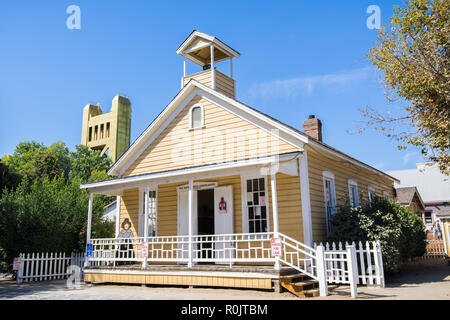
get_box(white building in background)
[386,163,450,234]
[102,200,117,222]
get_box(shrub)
[331,196,427,274]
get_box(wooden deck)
[84,264,301,291]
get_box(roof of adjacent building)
[395,186,425,209]
[387,163,450,204]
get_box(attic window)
[189,104,204,129]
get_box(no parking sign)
[270,238,282,257]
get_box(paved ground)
[0,260,448,300]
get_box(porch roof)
[80,151,301,195]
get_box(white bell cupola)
[176,30,240,98]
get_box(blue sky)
[0,0,423,171]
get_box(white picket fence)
[16,252,86,283]
[314,241,385,288]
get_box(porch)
[80,152,325,295]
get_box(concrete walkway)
[0,259,448,300]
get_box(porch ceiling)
[80,151,301,195]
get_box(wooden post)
[188,179,194,268]
[143,185,149,269]
[270,171,280,270]
[347,245,358,298]
[230,57,233,78]
[85,192,93,267]
[316,245,328,297]
[210,44,215,90]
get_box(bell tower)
[177,30,240,99]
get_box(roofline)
[176,30,240,58]
[108,79,399,183]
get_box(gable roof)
[176,30,240,65]
[107,79,398,183]
[395,186,425,209]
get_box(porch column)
[210,44,216,90]
[270,170,280,271]
[188,179,194,268]
[84,192,93,267]
[143,185,149,269]
[115,196,121,237]
[299,150,313,246]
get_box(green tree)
[0,160,21,191]
[363,0,449,174]
[331,197,427,274]
[3,141,70,182]
[69,145,112,183]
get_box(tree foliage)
[331,197,427,274]
[0,142,114,274]
[364,0,449,174]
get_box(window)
[140,189,157,237]
[348,180,359,207]
[368,187,376,203]
[189,105,203,129]
[424,212,433,224]
[323,172,336,235]
[245,177,269,233]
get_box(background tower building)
[81,94,131,163]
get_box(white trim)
[348,179,359,207]
[322,171,335,180]
[188,103,204,129]
[240,173,271,235]
[299,151,313,246]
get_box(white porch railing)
[87,233,384,298]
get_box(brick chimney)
[302,115,322,141]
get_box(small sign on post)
[86,243,93,257]
[271,238,282,257]
[141,241,148,258]
[13,257,21,271]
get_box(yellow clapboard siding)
[306,146,394,242]
[123,95,298,177]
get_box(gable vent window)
[189,105,204,129]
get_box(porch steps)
[280,274,338,298]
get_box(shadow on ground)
[0,279,74,299]
[386,259,450,286]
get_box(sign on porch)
[218,197,227,214]
[141,241,148,257]
[270,238,282,257]
[13,257,21,271]
[86,243,93,257]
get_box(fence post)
[16,254,24,284]
[316,245,328,297]
[346,245,358,298]
[376,241,385,288]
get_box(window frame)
[368,186,376,203]
[322,171,337,235]
[241,173,271,235]
[189,104,204,130]
[138,185,158,238]
[347,179,359,207]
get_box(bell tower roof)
[176,30,240,66]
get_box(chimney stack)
[302,115,322,142]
